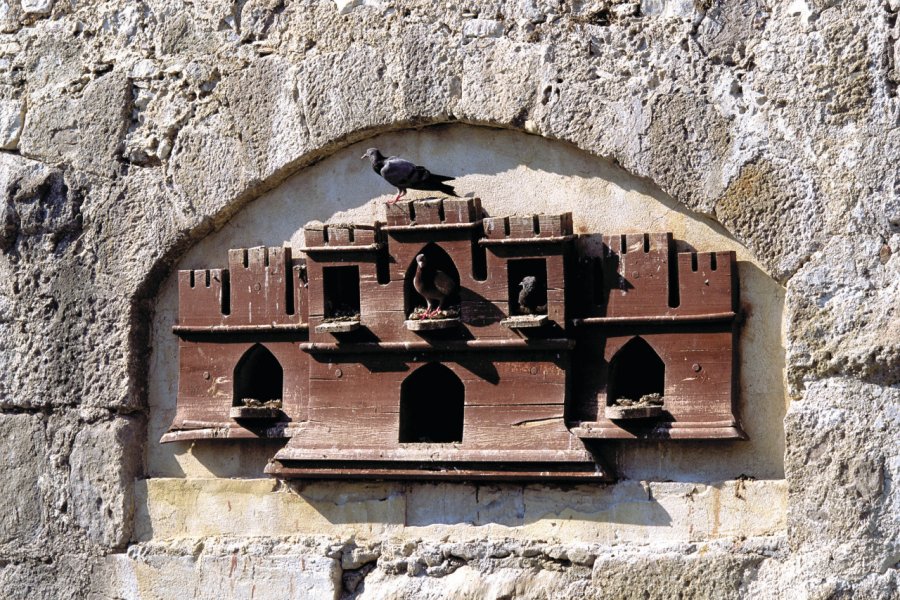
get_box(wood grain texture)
[168,210,741,480]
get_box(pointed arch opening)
[404,243,461,317]
[399,363,464,443]
[233,344,283,407]
[607,337,665,405]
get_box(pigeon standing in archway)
[362,148,457,204]
[413,253,457,318]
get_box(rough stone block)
[92,549,341,600]
[0,98,25,149]
[0,413,47,554]
[69,416,145,548]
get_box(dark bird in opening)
[413,253,457,318]
[362,148,457,204]
[518,275,547,315]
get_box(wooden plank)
[264,464,610,482]
[272,444,593,463]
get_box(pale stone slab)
[137,478,787,544]
[0,99,24,149]
[96,551,341,600]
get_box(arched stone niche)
[144,124,786,539]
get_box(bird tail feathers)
[432,182,457,197]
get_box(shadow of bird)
[362,148,457,204]
[413,254,457,318]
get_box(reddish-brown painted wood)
[167,198,742,481]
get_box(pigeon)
[361,148,457,204]
[413,253,457,318]
[517,275,547,315]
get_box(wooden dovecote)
[165,198,745,480]
[570,233,743,440]
[164,246,308,442]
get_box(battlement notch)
[303,223,383,252]
[482,213,573,243]
[385,198,482,229]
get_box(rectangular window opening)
[508,258,548,316]
[322,265,361,320]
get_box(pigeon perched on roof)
[362,148,457,204]
[413,253,457,318]
[517,276,547,315]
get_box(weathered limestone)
[134,478,787,544]
[69,416,145,549]
[0,0,896,597]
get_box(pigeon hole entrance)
[322,265,361,319]
[399,363,464,443]
[607,337,665,406]
[508,258,548,316]
[404,243,461,316]
[233,344,283,407]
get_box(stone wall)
[0,1,897,599]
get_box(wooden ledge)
[571,420,747,440]
[299,243,383,253]
[383,220,483,232]
[405,318,459,331]
[298,339,576,353]
[572,312,737,326]
[479,235,574,246]
[604,405,664,420]
[315,320,361,333]
[265,461,612,482]
[501,314,549,329]
[173,323,309,335]
[229,407,282,420]
[160,423,298,443]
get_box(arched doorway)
[404,243,461,316]
[607,337,665,405]
[232,344,283,406]
[399,362,464,443]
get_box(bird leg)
[386,189,407,205]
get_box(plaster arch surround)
[146,125,787,538]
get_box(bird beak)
[360,154,366,159]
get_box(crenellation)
[600,232,672,317]
[595,234,739,319]
[676,251,737,315]
[443,197,481,223]
[508,215,536,238]
[227,246,294,325]
[482,213,573,240]
[385,198,483,227]
[537,213,573,237]
[304,223,382,248]
[303,224,326,247]
[177,269,227,326]
[413,198,443,224]
[175,246,303,329]
[328,225,352,245]
[483,216,508,239]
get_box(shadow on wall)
[146,124,787,488]
[167,123,736,253]
[288,480,672,529]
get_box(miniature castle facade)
[165,198,743,481]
